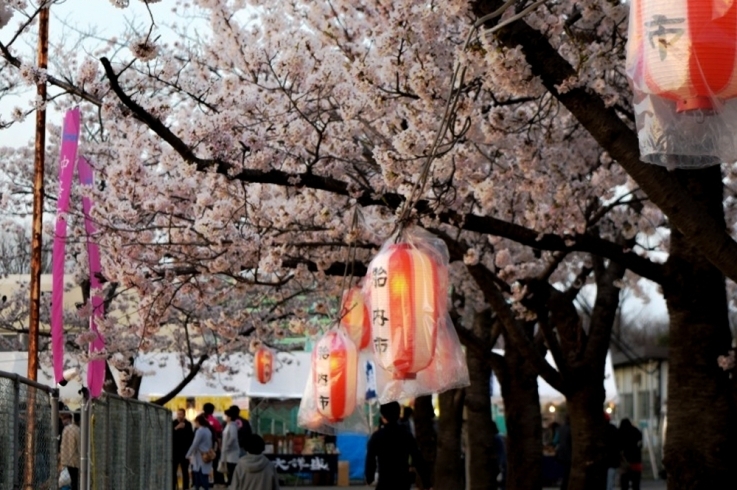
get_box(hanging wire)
[393,0,548,235]
[322,205,362,333]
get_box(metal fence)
[0,370,59,490]
[88,393,172,490]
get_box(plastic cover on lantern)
[339,285,372,350]
[297,328,369,435]
[373,314,470,404]
[626,0,737,168]
[364,226,449,380]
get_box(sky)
[0,0,186,146]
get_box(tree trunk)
[467,312,498,490]
[414,395,437,489]
[663,167,737,489]
[565,374,607,490]
[435,389,466,489]
[502,344,543,490]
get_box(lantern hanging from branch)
[339,286,371,350]
[254,346,274,384]
[313,329,358,422]
[627,0,737,167]
[366,236,447,380]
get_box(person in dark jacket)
[365,402,432,490]
[229,434,280,490]
[226,405,253,456]
[619,419,642,490]
[555,416,572,490]
[603,413,620,490]
[491,421,507,490]
[173,408,194,490]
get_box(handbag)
[217,458,228,474]
[202,448,217,463]
[59,467,72,487]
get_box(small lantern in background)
[313,330,358,422]
[627,0,737,167]
[254,346,274,384]
[339,286,371,350]
[367,243,444,380]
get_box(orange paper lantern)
[629,0,737,111]
[254,346,274,384]
[339,286,371,350]
[314,330,358,422]
[368,243,443,380]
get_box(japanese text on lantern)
[645,15,685,59]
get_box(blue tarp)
[337,433,369,481]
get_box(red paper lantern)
[368,243,444,379]
[254,347,274,384]
[339,286,371,350]
[630,0,737,111]
[314,330,358,422]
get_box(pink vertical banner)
[78,157,106,398]
[51,108,81,384]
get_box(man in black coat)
[365,402,432,490]
[603,413,621,490]
[619,418,643,490]
[172,408,193,490]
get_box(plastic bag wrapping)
[364,226,449,381]
[297,329,369,435]
[626,0,737,168]
[340,285,372,350]
[374,315,470,404]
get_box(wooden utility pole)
[24,5,50,489]
[28,3,50,382]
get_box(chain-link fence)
[0,370,59,490]
[88,393,172,490]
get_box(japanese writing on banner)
[267,454,336,474]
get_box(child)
[229,434,280,490]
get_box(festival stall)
[137,350,350,485]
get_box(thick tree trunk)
[502,344,543,490]
[414,395,437,489]
[467,312,498,490]
[663,167,737,489]
[435,389,466,489]
[565,375,607,490]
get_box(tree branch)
[439,231,565,391]
[151,354,208,406]
[475,0,737,285]
[98,57,664,284]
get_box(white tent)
[490,349,619,405]
[136,351,312,400]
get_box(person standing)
[603,413,621,490]
[491,421,507,490]
[173,408,194,490]
[365,402,432,490]
[229,434,281,490]
[555,416,572,490]
[187,414,215,490]
[226,405,252,457]
[222,407,242,485]
[619,418,643,490]
[59,413,80,490]
[203,403,225,486]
